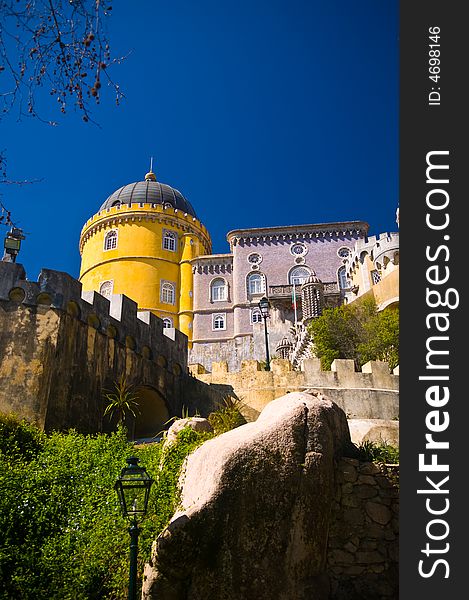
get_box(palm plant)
[103,374,140,427]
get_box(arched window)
[162,317,173,328]
[99,280,113,299]
[212,313,226,330]
[338,266,350,290]
[250,308,263,324]
[161,282,175,304]
[289,266,311,286]
[211,278,227,302]
[104,229,118,251]
[247,272,265,295]
[163,230,177,252]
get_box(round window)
[248,253,262,264]
[291,243,306,256]
[338,247,350,258]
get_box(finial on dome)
[145,156,157,181]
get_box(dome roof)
[302,272,322,285]
[99,178,198,218]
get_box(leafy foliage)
[0,397,245,599]
[103,374,140,427]
[356,440,399,464]
[0,411,45,460]
[0,417,224,598]
[308,298,399,370]
[0,424,131,599]
[208,395,246,435]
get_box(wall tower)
[79,168,211,344]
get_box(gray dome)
[100,179,198,218]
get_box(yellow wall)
[79,203,211,342]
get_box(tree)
[308,298,399,370]
[0,0,123,123]
[1,1,124,238]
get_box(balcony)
[269,282,339,299]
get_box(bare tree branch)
[0,0,124,124]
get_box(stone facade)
[0,262,221,435]
[190,221,369,370]
[189,357,399,423]
[327,458,399,599]
[344,232,399,310]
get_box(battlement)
[189,357,399,421]
[79,202,212,254]
[346,232,399,276]
[190,357,398,387]
[0,261,188,367]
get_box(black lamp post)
[3,227,25,263]
[258,296,271,371]
[115,457,154,600]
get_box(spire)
[145,156,157,181]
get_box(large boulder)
[142,392,355,600]
[347,418,399,447]
[164,417,213,445]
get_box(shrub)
[308,299,399,370]
[0,411,45,461]
[0,419,214,600]
[208,395,246,435]
[356,440,399,464]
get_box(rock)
[142,391,354,600]
[347,418,399,447]
[365,501,392,525]
[164,417,213,445]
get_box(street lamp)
[115,456,154,600]
[3,227,25,263]
[258,296,271,371]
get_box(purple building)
[189,221,369,371]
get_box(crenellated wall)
[0,262,220,435]
[189,357,399,422]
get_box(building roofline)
[191,253,233,263]
[226,221,369,243]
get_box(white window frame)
[99,280,114,299]
[161,281,176,304]
[337,246,351,259]
[162,317,173,328]
[290,243,306,257]
[163,229,177,252]
[103,229,118,251]
[289,266,311,286]
[212,313,226,331]
[338,266,350,290]
[247,272,265,296]
[247,253,262,265]
[250,308,263,325]
[210,277,228,302]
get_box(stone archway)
[134,386,169,439]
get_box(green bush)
[308,298,399,370]
[0,396,249,599]
[208,396,246,435]
[0,411,45,461]
[356,440,399,464]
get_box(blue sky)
[1,0,399,281]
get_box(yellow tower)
[79,167,211,344]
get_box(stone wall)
[0,262,221,434]
[189,357,399,422]
[328,458,399,599]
